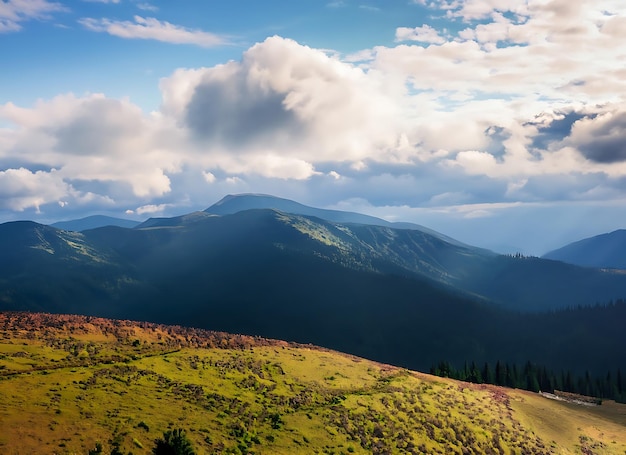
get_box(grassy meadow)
[0,312,624,454]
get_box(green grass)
[0,312,625,454]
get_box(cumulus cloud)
[0,168,67,211]
[133,203,170,215]
[183,61,305,147]
[0,93,178,209]
[50,97,146,157]
[79,15,229,47]
[568,110,626,163]
[0,37,413,215]
[162,36,413,165]
[202,171,216,184]
[395,25,446,44]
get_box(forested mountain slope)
[1,211,626,375]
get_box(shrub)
[152,428,196,455]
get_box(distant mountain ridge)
[51,215,140,231]
[543,229,626,270]
[206,193,480,250]
[136,211,216,229]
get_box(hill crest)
[1,311,625,455]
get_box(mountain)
[0,221,147,314]
[3,312,625,455]
[543,229,626,270]
[2,209,626,375]
[91,208,626,313]
[51,214,140,231]
[136,210,216,229]
[206,193,477,249]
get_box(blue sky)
[2,0,626,255]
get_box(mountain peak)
[211,193,278,206]
[206,194,308,215]
[205,193,481,250]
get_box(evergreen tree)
[467,362,484,384]
[538,366,551,392]
[482,362,495,385]
[152,429,196,455]
[495,361,504,386]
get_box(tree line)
[430,360,626,403]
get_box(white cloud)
[359,0,626,188]
[380,1,626,104]
[225,176,243,185]
[79,15,229,47]
[446,150,498,175]
[239,155,318,180]
[0,0,66,33]
[0,93,177,203]
[505,178,528,196]
[161,36,414,166]
[3,18,626,221]
[134,203,169,215]
[0,168,68,211]
[202,171,216,184]
[567,110,626,163]
[395,25,446,44]
[463,209,493,219]
[136,2,158,12]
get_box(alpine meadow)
[2,0,626,454]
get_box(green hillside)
[1,312,625,455]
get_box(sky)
[2,0,626,255]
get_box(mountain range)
[543,229,626,270]
[1,194,625,375]
[51,214,140,231]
